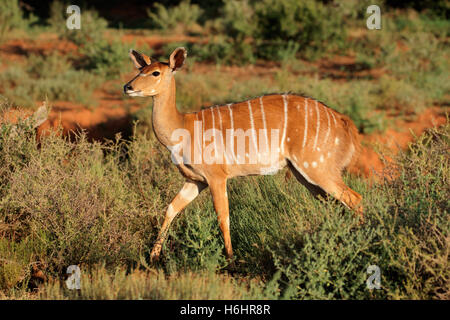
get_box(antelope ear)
[129,49,151,69]
[169,47,187,72]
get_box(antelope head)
[123,47,187,97]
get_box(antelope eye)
[152,71,160,76]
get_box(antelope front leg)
[150,180,207,261]
[209,178,233,261]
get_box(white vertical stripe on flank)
[210,107,217,159]
[217,106,223,132]
[302,99,308,149]
[281,94,288,154]
[226,103,237,164]
[195,113,202,163]
[313,100,320,150]
[227,103,233,131]
[330,109,337,126]
[247,100,258,154]
[259,97,269,156]
[323,106,331,144]
[201,109,205,148]
[216,106,230,164]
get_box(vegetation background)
[0,0,448,299]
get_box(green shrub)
[254,0,346,49]
[47,0,67,31]
[0,0,37,43]
[0,239,37,291]
[147,0,203,33]
[57,7,108,46]
[0,53,101,108]
[183,0,354,64]
[268,124,449,299]
[79,38,130,77]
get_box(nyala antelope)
[124,47,363,262]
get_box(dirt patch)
[315,55,386,80]
[349,106,448,178]
[0,108,34,124]
[0,35,78,61]
[120,33,205,56]
[38,89,143,142]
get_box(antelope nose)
[124,84,133,93]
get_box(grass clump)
[37,265,277,300]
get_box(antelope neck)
[151,76,184,148]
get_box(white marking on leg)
[302,100,308,149]
[319,155,324,163]
[312,161,317,168]
[166,204,176,218]
[303,161,309,168]
[313,100,320,151]
[179,183,200,202]
[335,137,339,145]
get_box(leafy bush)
[79,38,130,77]
[0,0,37,43]
[254,0,346,49]
[147,0,203,33]
[0,53,101,107]
[156,0,356,64]
[48,4,128,78]
[269,124,449,299]
[47,0,67,31]
[54,6,108,46]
